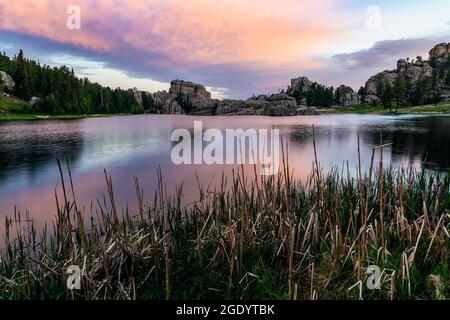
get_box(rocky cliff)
[0,71,15,92]
[169,79,211,103]
[365,59,433,96]
[365,43,449,99]
[153,80,212,114]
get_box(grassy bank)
[0,113,122,121]
[0,142,449,300]
[0,95,131,121]
[319,101,450,115]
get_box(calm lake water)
[1,114,449,226]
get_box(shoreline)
[0,113,132,122]
[318,102,450,115]
[1,102,450,122]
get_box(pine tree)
[446,71,450,86]
[381,83,393,112]
[142,92,155,112]
[358,86,367,105]
[393,75,407,113]
[15,49,32,100]
[412,80,426,106]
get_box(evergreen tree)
[381,83,393,112]
[14,50,32,100]
[142,92,155,112]
[358,86,367,105]
[445,71,450,86]
[0,50,143,115]
[411,79,426,106]
[393,75,407,113]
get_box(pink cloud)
[0,0,348,71]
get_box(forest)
[0,50,155,115]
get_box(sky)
[0,0,449,98]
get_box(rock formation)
[263,93,298,116]
[429,43,450,66]
[287,76,312,95]
[334,85,360,106]
[0,71,15,92]
[169,80,211,105]
[296,106,320,115]
[365,70,398,96]
[189,93,301,116]
[153,90,184,114]
[153,79,307,116]
[133,88,144,106]
[153,80,212,114]
[365,59,433,97]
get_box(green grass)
[320,101,450,115]
[0,94,33,114]
[0,95,133,121]
[0,113,116,121]
[0,142,449,300]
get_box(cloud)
[0,0,348,97]
[2,1,447,97]
[332,37,449,71]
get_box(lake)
[1,114,449,226]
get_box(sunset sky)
[1,0,449,98]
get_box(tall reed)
[0,145,449,300]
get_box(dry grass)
[1,139,449,300]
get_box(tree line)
[0,50,155,115]
[290,82,334,108]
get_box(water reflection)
[0,120,84,185]
[0,114,449,225]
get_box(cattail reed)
[0,144,449,300]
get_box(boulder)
[191,98,220,115]
[296,106,320,115]
[153,80,211,114]
[0,71,15,92]
[263,94,298,116]
[334,85,360,106]
[153,90,170,112]
[256,94,268,101]
[169,79,211,105]
[267,93,297,102]
[288,76,312,94]
[247,94,269,101]
[215,99,266,115]
[152,90,184,114]
[366,95,381,105]
[209,93,299,116]
[429,43,450,65]
[365,70,398,96]
[30,97,40,105]
[396,59,408,73]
